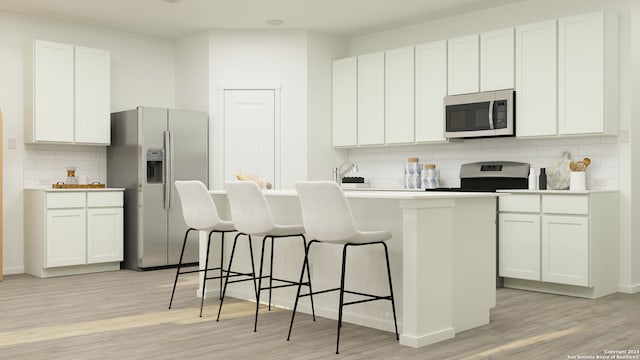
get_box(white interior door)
[223,90,276,186]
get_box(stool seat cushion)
[339,230,391,244]
[201,220,236,232]
[295,181,391,244]
[252,224,305,237]
[175,180,236,232]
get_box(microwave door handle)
[488,100,495,130]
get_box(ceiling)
[0,0,526,39]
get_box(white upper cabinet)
[480,28,514,91]
[515,20,558,137]
[447,34,479,95]
[558,11,618,136]
[75,46,111,144]
[357,52,385,145]
[26,40,111,145]
[332,57,358,147]
[415,40,448,142]
[29,40,75,143]
[385,47,414,144]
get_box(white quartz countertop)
[25,188,125,192]
[496,189,618,194]
[209,188,499,200]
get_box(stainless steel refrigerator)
[107,107,208,270]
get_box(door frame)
[215,85,281,189]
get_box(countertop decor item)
[546,151,572,190]
[52,183,106,189]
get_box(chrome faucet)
[333,162,358,183]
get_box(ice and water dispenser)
[146,149,164,184]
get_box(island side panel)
[399,198,456,348]
[452,197,497,332]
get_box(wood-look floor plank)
[0,269,638,359]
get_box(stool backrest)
[225,181,276,235]
[295,181,358,242]
[175,180,223,230]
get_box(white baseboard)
[618,283,640,294]
[2,266,25,275]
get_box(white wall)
[175,31,210,112]
[207,30,309,190]
[345,0,639,291]
[306,32,349,180]
[0,10,175,274]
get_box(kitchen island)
[200,189,499,348]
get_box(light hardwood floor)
[0,268,638,359]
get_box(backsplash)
[23,145,107,189]
[348,136,621,190]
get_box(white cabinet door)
[515,20,557,137]
[75,46,111,144]
[32,40,75,143]
[46,209,87,268]
[480,28,514,91]
[447,34,479,95]
[415,41,447,143]
[541,215,589,286]
[558,11,618,135]
[87,208,124,263]
[357,52,385,145]
[332,57,358,147]
[499,213,541,280]
[385,47,414,144]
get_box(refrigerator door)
[139,106,170,268]
[167,109,208,265]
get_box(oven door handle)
[488,100,495,130]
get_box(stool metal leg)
[254,236,269,332]
[336,244,349,354]
[302,235,316,321]
[287,240,316,341]
[217,232,242,322]
[268,236,275,311]
[219,232,225,300]
[382,242,399,340]
[199,230,215,317]
[169,228,193,309]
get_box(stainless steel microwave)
[444,89,515,139]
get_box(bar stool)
[171,180,256,317]
[219,181,315,332]
[287,181,398,354]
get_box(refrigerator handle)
[164,130,171,210]
[169,130,175,209]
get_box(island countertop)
[204,186,498,348]
[209,188,500,200]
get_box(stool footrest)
[178,266,222,276]
[258,277,309,291]
[204,269,251,282]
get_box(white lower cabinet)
[498,191,618,298]
[46,208,87,268]
[541,215,589,286]
[25,189,124,278]
[499,213,540,280]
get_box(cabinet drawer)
[87,191,123,207]
[46,192,85,209]
[499,194,540,212]
[542,195,588,215]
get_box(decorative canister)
[404,157,422,189]
[404,174,421,189]
[404,157,421,175]
[421,164,440,189]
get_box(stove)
[427,161,530,288]
[426,161,530,192]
